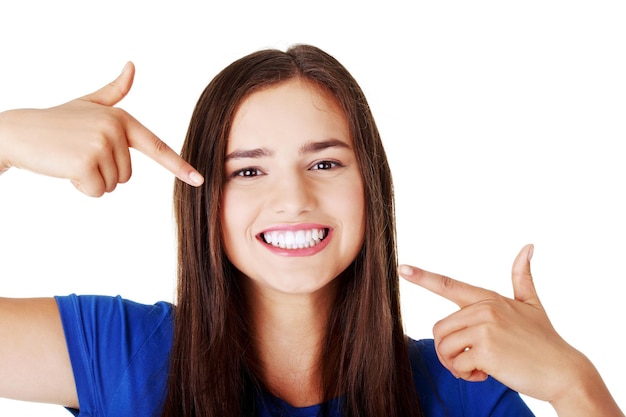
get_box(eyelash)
[310,160,340,170]
[231,167,263,178]
[229,160,343,179]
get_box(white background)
[1,1,624,416]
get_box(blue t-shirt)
[55,294,535,417]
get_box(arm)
[0,64,203,408]
[399,245,624,417]
[0,298,78,408]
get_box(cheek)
[220,187,263,261]
[336,178,366,237]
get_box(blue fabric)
[55,295,534,417]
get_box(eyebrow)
[225,138,351,161]
[224,148,272,161]
[300,138,351,154]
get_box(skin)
[222,79,365,405]
[222,78,365,296]
[0,62,204,193]
[0,64,623,416]
[0,62,203,409]
[0,297,76,407]
[399,245,625,417]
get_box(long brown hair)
[164,44,422,417]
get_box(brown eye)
[232,167,263,178]
[310,161,338,170]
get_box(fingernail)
[398,265,413,276]
[121,61,131,75]
[527,244,534,262]
[189,171,204,186]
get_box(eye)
[310,160,340,170]
[232,167,263,178]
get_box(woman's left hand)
[399,244,605,411]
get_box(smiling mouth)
[260,228,329,250]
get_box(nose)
[269,172,316,217]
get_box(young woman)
[0,45,623,417]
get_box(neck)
[244,279,337,406]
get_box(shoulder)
[55,294,174,416]
[56,294,172,341]
[55,293,173,320]
[54,294,174,370]
[407,338,535,417]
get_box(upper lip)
[256,224,331,246]
[258,223,330,234]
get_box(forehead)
[228,78,351,150]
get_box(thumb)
[512,243,541,305]
[80,61,135,107]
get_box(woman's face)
[221,78,365,296]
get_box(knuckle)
[92,189,105,198]
[96,110,127,143]
[432,319,445,337]
[482,301,499,318]
[476,322,493,342]
[152,137,170,155]
[81,182,105,198]
[440,275,456,292]
[476,300,502,323]
[108,80,125,99]
[118,168,132,184]
[91,135,113,154]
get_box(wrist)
[550,351,624,417]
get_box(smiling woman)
[0,44,624,417]
[222,78,365,296]
[167,47,413,416]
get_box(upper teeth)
[262,228,327,249]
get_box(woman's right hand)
[0,62,203,197]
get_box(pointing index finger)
[399,264,494,308]
[124,115,204,187]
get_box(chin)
[255,273,337,297]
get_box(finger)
[511,244,540,305]
[112,145,132,184]
[434,323,491,382]
[433,324,469,377]
[450,351,489,382]
[431,300,493,348]
[70,167,107,198]
[123,115,204,187]
[399,264,495,308]
[97,150,120,193]
[80,62,135,107]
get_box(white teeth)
[262,228,327,249]
[285,231,295,246]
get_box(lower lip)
[260,230,332,257]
